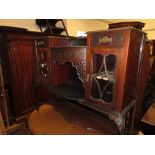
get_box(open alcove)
[50,61,85,102]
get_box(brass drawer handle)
[0,93,3,97]
[99,36,112,44]
[37,40,45,46]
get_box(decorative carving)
[90,30,124,46]
[52,60,86,83]
[99,36,112,44]
[71,61,86,83]
[51,49,86,61]
[108,100,135,134]
[90,54,116,103]
[51,48,86,83]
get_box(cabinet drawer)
[90,31,125,46]
[35,37,70,47]
[35,38,48,47]
[51,47,86,62]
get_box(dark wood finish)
[34,36,87,102]
[108,21,145,30]
[8,39,36,115]
[150,40,155,76]
[85,28,150,134]
[86,28,145,111]
[34,28,148,134]
[34,47,51,84]
[133,40,150,128]
[1,24,148,134]
[0,26,59,118]
[34,36,86,85]
[34,37,70,85]
[50,46,86,101]
[108,22,152,130]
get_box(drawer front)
[35,37,70,47]
[35,38,48,47]
[51,48,86,62]
[90,31,125,46]
[50,38,69,47]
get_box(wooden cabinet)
[50,46,86,101]
[34,28,149,134]
[86,28,142,111]
[34,37,70,85]
[85,28,149,133]
[34,36,87,102]
[8,39,36,115]
[108,21,145,30]
[85,45,121,110]
[0,26,52,118]
[34,47,51,84]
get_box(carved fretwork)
[51,48,86,83]
[71,61,86,83]
[53,59,86,83]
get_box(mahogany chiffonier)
[34,27,149,134]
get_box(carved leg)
[124,106,135,134]
[114,115,126,134]
[109,101,135,134]
[109,114,125,134]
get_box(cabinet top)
[86,27,146,35]
[0,26,28,32]
[0,25,66,37]
[108,21,145,30]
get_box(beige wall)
[66,19,107,36]
[140,19,155,39]
[0,19,67,33]
[0,19,40,31]
[0,19,155,39]
[0,19,108,36]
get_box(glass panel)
[38,51,48,77]
[91,54,116,103]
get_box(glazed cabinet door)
[8,40,35,116]
[85,48,121,110]
[35,47,51,84]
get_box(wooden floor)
[28,99,118,135]
[27,99,155,135]
[141,102,155,126]
[140,102,155,135]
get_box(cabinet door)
[85,48,121,110]
[35,48,51,84]
[8,40,35,116]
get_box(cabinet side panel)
[133,41,150,128]
[122,31,145,110]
